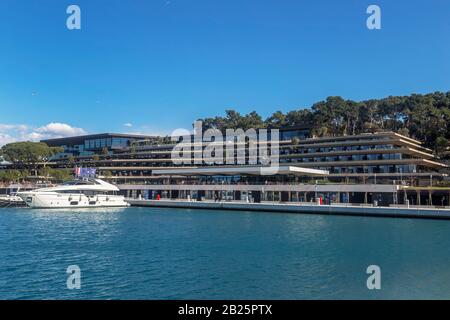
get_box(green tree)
[0,170,22,182]
[102,170,113,177]
[285,109,313,127]
[101,147,109,155]
[397,127,410,137]
[265,111,287,128]
[0,142,63,175]
[51,169,72,182]
[39,167,72,182]
[435,136,449,157]
[67,155,75,166]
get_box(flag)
[75,167,96,177]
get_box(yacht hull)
[18,192,129,209]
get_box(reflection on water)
[29,207,126,220]
[1,207,450,299]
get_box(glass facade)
[46,134,148,159]
[280,128,310,141]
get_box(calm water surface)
[1,207,450,299]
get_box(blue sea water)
[1,207,450,300]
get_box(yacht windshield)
[62,179,98,186]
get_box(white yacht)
[17,178,129,209]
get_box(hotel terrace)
[35,127,450,207]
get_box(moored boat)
[16,178,129,209]
[0,194,25,207]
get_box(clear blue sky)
[0,0,449,141]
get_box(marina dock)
[126,199,450,220]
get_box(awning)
[151,165,329,176]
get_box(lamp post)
[315,180,318,203]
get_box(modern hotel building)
[39,127,450,207]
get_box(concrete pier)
[126,199,450,220]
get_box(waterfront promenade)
[127,198,450,220]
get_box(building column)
[337,192,341,204]
[364,192,368,204]
[429,190,433,206]
[416,191,421,206]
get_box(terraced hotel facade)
[39,128,450,207]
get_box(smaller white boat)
[17,178,129,209]
[0,194,25,207]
